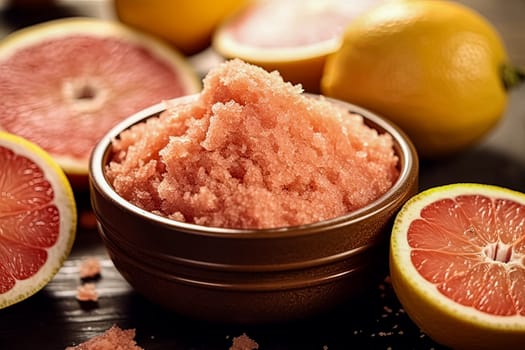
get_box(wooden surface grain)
[1,1,524,349]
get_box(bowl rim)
[89,93,418,239]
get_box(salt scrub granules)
[106,59,399,229]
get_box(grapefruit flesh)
[0,131,76,309]
[228,0,371,48]
[0,18,201,187]
[390,183,525,350]
[409,194,525,316]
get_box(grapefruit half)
[0,17,201,188]
[390,183,525,350]
[0,131,77,309]
[212,0,383,92]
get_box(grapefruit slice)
[0,17,201,188]
[212,0,383,92]
[0,131,77,309]
[390,183,525,350]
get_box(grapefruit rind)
[390,183,525,350]
[0,131,77,309]
[0,17,201,183]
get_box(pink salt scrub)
[105,59,399,229]
[230,333,259,350]
[76,283,99,302]
[79,257,101,280]
[65,325,142,350]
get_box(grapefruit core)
[390,183,525,350]
[0,131,77,309]
[212,0,383,92]
[0,17,201,188]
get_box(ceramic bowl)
[89,94,419,324]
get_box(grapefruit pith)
[390,183,525,350]
[212,0,383,92]
[0,131,77,309]
[0,17,201,188]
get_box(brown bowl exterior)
[99,225,390,323]
[89,94,419,323]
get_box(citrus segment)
[390,183,525,349]
[213,0,383,92]
[0,131,77,309]
[0,17,201,188]
[321,1,509,157]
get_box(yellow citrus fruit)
[322,0,514,158]
[390,183,525,350]
[0,17,201,189]
[0,131,77,309]
[213,0,383,92]
[114,0,249,55]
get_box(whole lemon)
[322,0,517,158]
[114,0,248,55]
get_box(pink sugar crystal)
[106,59,399,229]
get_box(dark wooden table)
[1,1,524,349]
